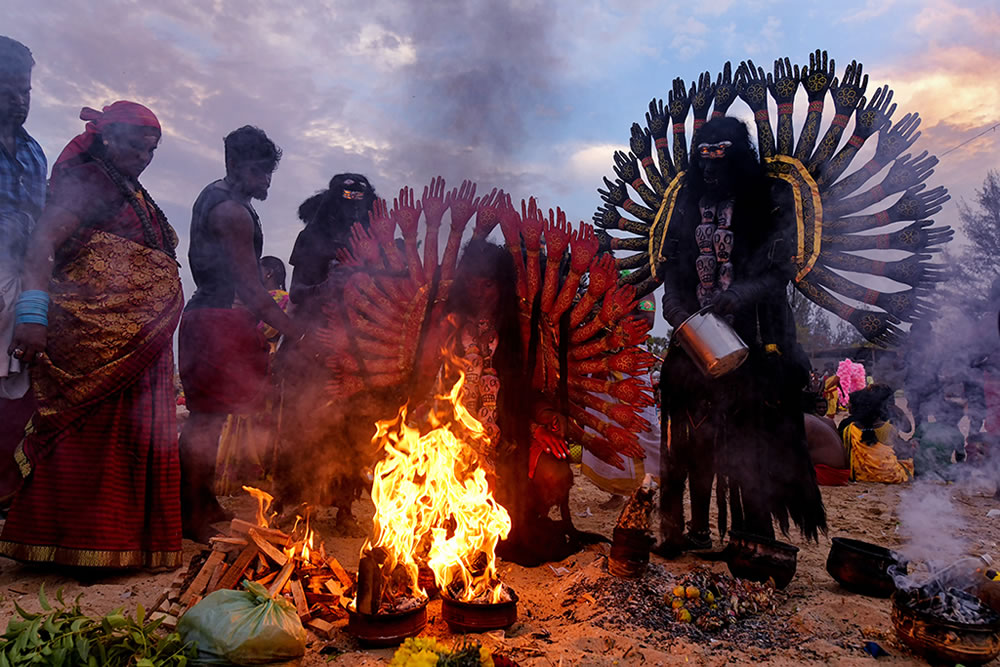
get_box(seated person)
[839,384,915,483]
[805,413,849,485]
[913,397,967,480]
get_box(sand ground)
[3,464,999,666]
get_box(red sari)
[0,157,183,569]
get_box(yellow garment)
[844,422,914,483]
[823,376,841,417]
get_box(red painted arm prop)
[571,347,656,376]
[421,176,447,282]
[520,198,543,308]
[540,208,570,314]
[569,389,651,432]
[551,223,598,323]
[497,194,527,301]
[472,188,502,240]
[441,180,479,281]
[570,253,615,329]
[391,186,426,288]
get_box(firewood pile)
[147,518,357,639]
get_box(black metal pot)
[826,537,906,598]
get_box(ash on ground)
[566,562,799,650]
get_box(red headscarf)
[52,101,161,181]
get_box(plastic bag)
[178,581,307,665]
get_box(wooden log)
[209,536,248,546]
[148,587,172,614]
[306,618,336,640]
[355,553,381,615]
[206,562,228,593]
[181,550,227,605]
[248,528,289,566]
[326,557,354,589]
[268,560,296,597]
[230,519,289,544]
[255,570,279,587]
[324,579,343,597]
[213,543,259,592]
[290,580,310,619]
[305,592,340,606]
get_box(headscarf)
[51,101,160,182]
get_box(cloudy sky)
[6,0,999,333]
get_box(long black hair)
[448,240,531,444]
[297,173,377,236]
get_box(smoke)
[895,481,969,577]
[378,0,560,187]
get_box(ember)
[566,564,797,650]
[910,586,1000,625]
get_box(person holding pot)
[656,117,825,555]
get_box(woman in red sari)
[1,102,183,569]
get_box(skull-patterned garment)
[696,198,736,307]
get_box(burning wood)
[353,371,514,617]
[149,487,358,633]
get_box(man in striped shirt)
[0,35,47,508]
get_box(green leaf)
[55,588,65,606]
[136,659,154,667]
[37,584,50,612]
[0,649,9,667]
[75,637,90,661]
[12,601,38,621]
[105,613,127,629]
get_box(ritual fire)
[353,370,514,621]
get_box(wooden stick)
[255,570,279,587]
[326,557,354,589]
[324,579,343,597]
[248,528,289,566]
[230,519,289,544]
[268,560,296,597]
[206,562,228,593]
[181,550,227,605]
[149,588,172,614]
[291,580,310,619]
[214,543,259,592]
[209,536,249,546]
[306,618,335,639]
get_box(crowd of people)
[0,33,997,574]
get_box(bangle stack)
[14,290,50,327]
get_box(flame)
[360,370,511,604]
[242,485,276,527]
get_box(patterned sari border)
[0,540,182,569]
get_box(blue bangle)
[15,313,47,326]
[17,290,50,304]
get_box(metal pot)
[673,307,749,378]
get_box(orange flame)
[242,485,276,528]
[361,370,511,604]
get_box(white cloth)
[0,264,29,398]
[581,396,661,496]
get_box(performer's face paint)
[697,140,733,196]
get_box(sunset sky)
[5,0,999,335]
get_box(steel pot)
[673,307,749,378]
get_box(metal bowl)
[347,600,428,647]
[892,590,1000,665]
[826,537,906,598]
[441,588,519,633]
[724,531,799,589]
[673,307,749,378]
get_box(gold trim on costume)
[764,156,823,282]
[0,540,182,569]
[13,441,30,478]
[649,172,686,276]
